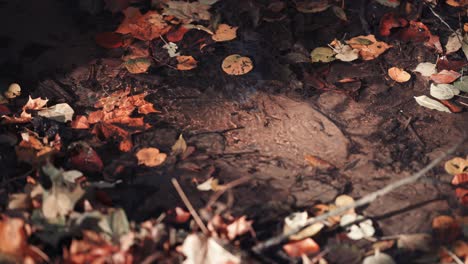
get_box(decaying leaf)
[310,47,336,63]
[124,57,152,74]
[379,13,407,36]
[0,215,29,260]
[304,154,334,170]
[197,177,219,191]
[432,215,461,243]
[212,24,238,42]
[283,238,320,257]
[445,157,468,175]
[330,40,359,62]
[362,252,396,264]
[116,9,171,41]
[332,6,347,21]
[177,56,198,70]
[452,173,468,185]
[346,35,391,60]
[397,233,433,252]
[180,233,240,264]
[37,103,74,123]
[430,70,461,84]
[163,1,213,24]
[172,134,187,155]
[15,132,57,165]
[71,115,90,129]
[430,83,460,100]
[167,207,191,224]
[414,95,451,113]
[335,194,355,215]
[445,30,463,54]
[283,212,324,240]
[413,62,437,77]
[221,54,254,75]
[388,67,411,82]
[135,147,167,167]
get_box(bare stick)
[206,177,250,208]
[253,137,466,253]
[171,178,209,235]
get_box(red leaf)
[440,100,462,113]
[437,56,468,71]
[430,70,461,84]
[452,173,468,185]
[68,142,104,174]
[166,26,190,43]
[95,32,124,49]
[379,13,407,36]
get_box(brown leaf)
[176,55,198,70]
[166,26,190,42]
[304,154,334,170]
[430,70,461,84]
[116,9,171,41]
[346,35,391,60]
[68,142,104,174]
[212,24,238,42]
[379,13,407,36]
[0,215,28,259]
[95,32,125,49]
[71,115,90,129]
[432,215,461,243]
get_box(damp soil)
[0,0,468,262]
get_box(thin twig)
[426,4,464,45]
[171,178,209,234]
[206,177,250,208]
[252,137,466,253]
[443,247,464,264]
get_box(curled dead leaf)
[176,55,198,70]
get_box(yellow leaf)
[136,147,167,167]
[221,54,254,75]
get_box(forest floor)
[0,0,467,263]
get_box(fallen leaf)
[310,47,336,63]
[180,233,240,264]
[452,173,468,185]
[167,207,191,224]
[23,96,48,111]
[226,216,253,240]
[446,0,468,7]
[430,83,460,100]
[436,56,468,72]
[445,30,463,54]
[432,215,461,243]
[379,13,407,36]
[116,10,171,41]
[388,67,411,82]
[445,157,468,175]
[413,62,437,77]
[304,154,334,170]
[212,24,238,42]
[397,21,442,53]
[92,122,133,152]
[95,32,125,49]
[15,132,56,165]
[124,57,152,74]
[362,252,396,264]
[431,70,461,84]
[163,42,180,57]
[414,95,451,113]
[346,35,391,60]
[332,6,347,21]
[172,134,187,155]
[4,83,21,99]
[221,54,254,75]
[42,184,84,220]
[135,147,167,167]
[295,0,330,13]
[0,215,28,259]
[166,26,190,42]
[284,212,324,240]
[71,115,90,129]
[68,141,104,174]
[453,77,468,92]
[440,100,462,113]
[37,103,74,123]
[397,233,433,252]
[283,238,320,257]
[455,188,468,206]
[176,55,198,70]
[197,177,219,191]
[335,194,356,215]
[163,1,212,24]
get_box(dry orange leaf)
[212,24,238,42]
[23,96,48,111]
[222,54,254,75]
[388,67,411,82]
[0,215,28,259]
[283,238,320,257]
[452,173,468,185]
[92,122,133,152]
[304,154,334,170]
[176,56,198,70]
[116,9,171,41]
[167,207,191,224]
[464,23,468,33]
[71,115,90,129]
[430,70,461,84]
[432,215,461,243]
[136,147,167,167]
[446,0,468,7]
[346,35,391,60]
[15,132,57,165]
